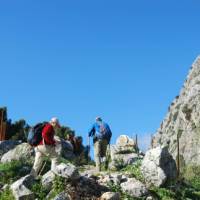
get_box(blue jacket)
[88,121,112,141]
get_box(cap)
[50,117,61,127]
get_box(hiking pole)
[87,136,90,165]
[39,160,47,176]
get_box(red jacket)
[39,123,56,145]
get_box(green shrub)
[47,175,68,199]
[31,181,49,200]
[121,160,145,182]
[0,160,31,184]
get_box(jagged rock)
[0,140,21,159]
[153,56,200,166]
[55,136,75,160]
[120,178,148,198]
[1,143,34,163]
[100,192,120,200]
[42,170,56,190]
[10,175,34,200]
[141,146,177,187]
[53,191,71,200]
[53,163,80,180]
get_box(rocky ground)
[0,134,200,200]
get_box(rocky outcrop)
[153,56,200,166]
[141,146,177,187]
[1,143,34,163]
[0,140,21,159]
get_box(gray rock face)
[141,146,177,187]
[0,140,21,159]
[153,56,200,166]
[120,178,148,198]
[1,143,34,163]
[10,175,34,200]
[53,163,80,180]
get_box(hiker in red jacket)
[30,117,61,178]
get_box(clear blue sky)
[0,0,199,151]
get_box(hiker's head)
[95,116,102,122]
[50,117,61,128]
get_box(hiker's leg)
[94,140,101,171]
[101,139,108,158]
[45,145,59,172]
[31,147,43,177]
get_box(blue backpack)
[99,123,112,143]
[27,122,47,146]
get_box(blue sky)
[0,0,199,151]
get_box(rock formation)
[153,56,200,167]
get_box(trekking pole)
[39,161,47,176]
[87,136,90,165]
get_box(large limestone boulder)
[141,146,177,187]
[0,140,21,159]
[10,175,34,200]
[153,56,200,166]
[120,178,148,198]
[1,143,34,163]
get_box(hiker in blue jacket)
[88,117,112,171]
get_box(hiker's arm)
[88,125,95,137]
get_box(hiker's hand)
[55,140,61,145]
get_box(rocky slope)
[153,56,200,167]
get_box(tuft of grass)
[0,186,15,200]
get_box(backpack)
[99,123,112,143]
[27,122,47,146]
